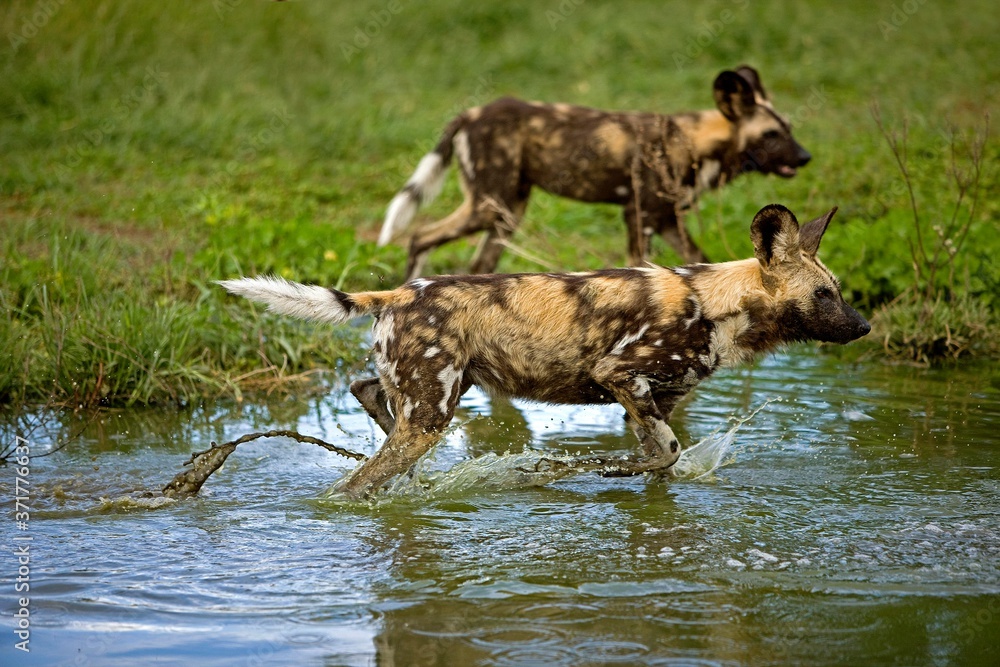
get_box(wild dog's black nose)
[849,312,872,341]
[837,303,871,343]
[797,147,812,166]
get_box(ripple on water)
[470,626,576,667]
[573,639,651,662]
[488,644,579,667]
[577,579,715,598]
[518,601,602,624]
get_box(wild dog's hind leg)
[408,142,526,278]
[333,420,444,499]
[406,200,521,279]
[350,378,395,435]
[406,200,482,280]
[335,369,466,499]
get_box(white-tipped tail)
[378,152,448,246]
[379,194,419,247]
[218,276,353,324]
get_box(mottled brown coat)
[222,205,869,500]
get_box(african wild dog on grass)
[379,66,812,280]
[222,204,869,500]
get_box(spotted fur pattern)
[379,66,812,280]
[221,204,869,499]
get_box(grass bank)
[1,0,998,410]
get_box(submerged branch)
[162,429,367,499]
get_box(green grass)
[1,0,998,409]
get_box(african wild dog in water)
[378,66,812,280]
[222,204,868,499]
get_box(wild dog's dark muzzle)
[796,145,812,166]
[799,296,871,344]
[831,302,871,343]
[744,136,812,178]
[774,142,811,178]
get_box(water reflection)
[366,589,999,666]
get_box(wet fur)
[380,66,812,280]
[222,204,869,499]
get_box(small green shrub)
[863,107,994,365]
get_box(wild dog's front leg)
[336,366,466,499]
[592,366,682,476]
[622,391,684,477]
[624,391,681,443]
[607,410,681,477]
[629,193,708,265]
[623,199,653,266]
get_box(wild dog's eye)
[814,286,834,300]
[763,129,782,140]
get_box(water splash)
[322,399,779,502]
[388,450,586,496]
[671,399,778,479]
[669,428,736,480]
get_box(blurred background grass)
[1,0,997,408]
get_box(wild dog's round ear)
[734,65,768,100]
[714,70,757,121]
[750,204,801,267]
[798,207,838,257]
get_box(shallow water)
[2,348,999,666]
